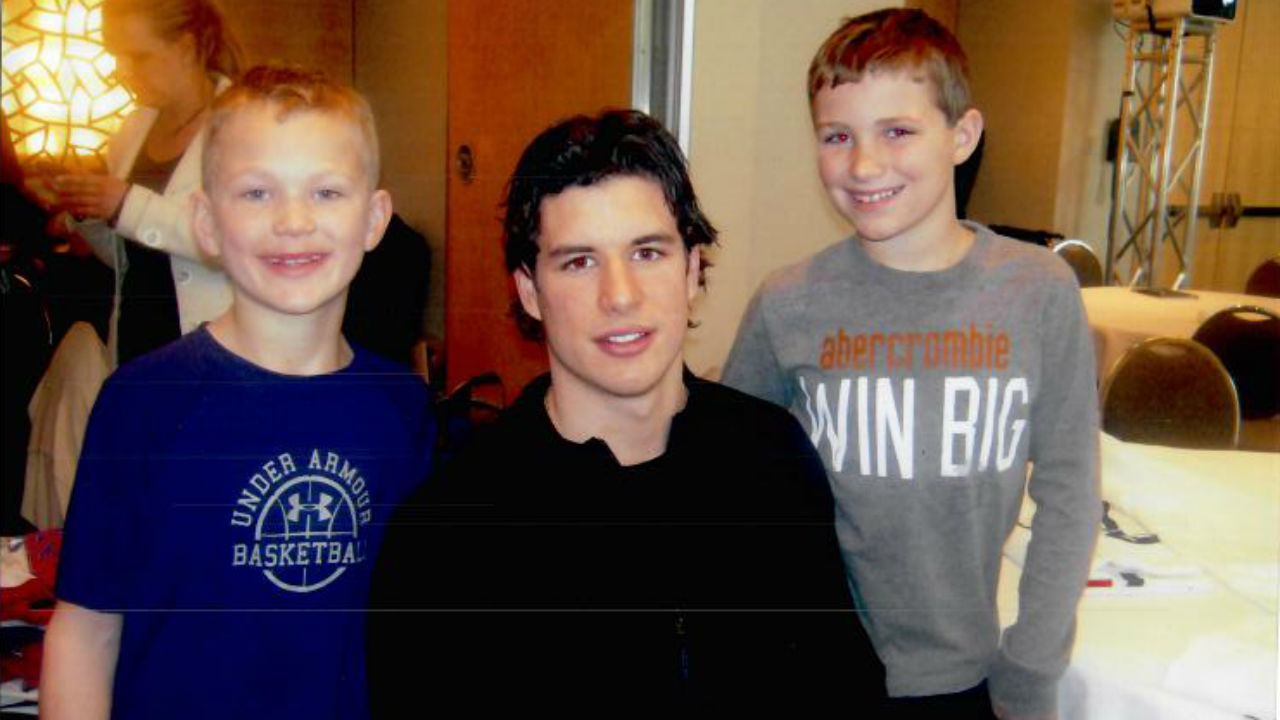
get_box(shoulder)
[684,376,833,508]
[686,376,813,452]
[107,330,216,385]
[754,238,859,301]
[975,226,1079,291]
[348,345,434,421]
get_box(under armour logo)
[285,492,334,522]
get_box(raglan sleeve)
[988,278,1101,718]
[722,288,791,407]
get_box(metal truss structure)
[1105,16,1221,289]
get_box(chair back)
[1101,337,1240,448]
[1245,255,1280,298]
[1051,239,1104,287]
[1192,305,1280,420]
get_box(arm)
[721,290,790,406]
[989,281,1101,719]
[69,108,213,266]
[776,412,886,702]
[111,176,209,264]
[40,601,122,720]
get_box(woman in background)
[19,0,244,531]
[56,0,241,364]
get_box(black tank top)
[117,149,182,364]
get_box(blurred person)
[55,0,241,365]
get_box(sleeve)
[721,289,790,407]
[367,479,432,717]
[775,412,887,702]
[54,378,162,612]
[367,449,483,715]
[112,175,208,265]
[988,280,1101,717]
[75,217,117,269]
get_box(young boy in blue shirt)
[723,10,1100,719]
[42,67,434,720]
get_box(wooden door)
[1191,0,1280,290]
[444,0,633,393]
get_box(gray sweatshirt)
[722,223,1100,717]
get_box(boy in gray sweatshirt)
[722,9,1100,719]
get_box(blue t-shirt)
[57,326,435,719]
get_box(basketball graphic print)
[231,450,373,593]
[257,476,359,592]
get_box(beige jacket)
[79,75,233,367]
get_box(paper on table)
[1164,629,1279,720]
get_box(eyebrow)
[544,232,679,258]
[816,116,922,128]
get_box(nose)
[599,258,641,314]
[848,141,885,180]
[273,196,316,237]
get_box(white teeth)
[854,188,900,203]
[607,332,644,343]
[268,255,320,266]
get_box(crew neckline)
[846,220,990,289]
[195,323,360,380]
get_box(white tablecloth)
[1081,287,1280,379]
[1001,434,1280,720]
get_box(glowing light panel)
[3,0,135,168]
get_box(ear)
[363,189,393,252]
[685,246,702,304]
[513,265,543,322]
[177,31,200,66]
[951,108,984,166]
[191,190,221,260]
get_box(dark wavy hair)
[502,109,717,339]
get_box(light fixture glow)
[2,0,135,168]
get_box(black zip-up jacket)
[369,372,885,715]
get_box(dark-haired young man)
[370,110,885,714]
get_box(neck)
[206,302,350,376]
[543,362,688,466]
[863,217,974,272]
[159,74,213,130]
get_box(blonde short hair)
[202,66,380,189]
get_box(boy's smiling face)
[813,71,981,267]
[194,103,390,326]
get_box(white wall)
[1052,1,1125,248]
[684,0,896,376]
[958,0,1124,251]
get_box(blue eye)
[316,188,344,200]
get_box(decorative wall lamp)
[2,0,134,170]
